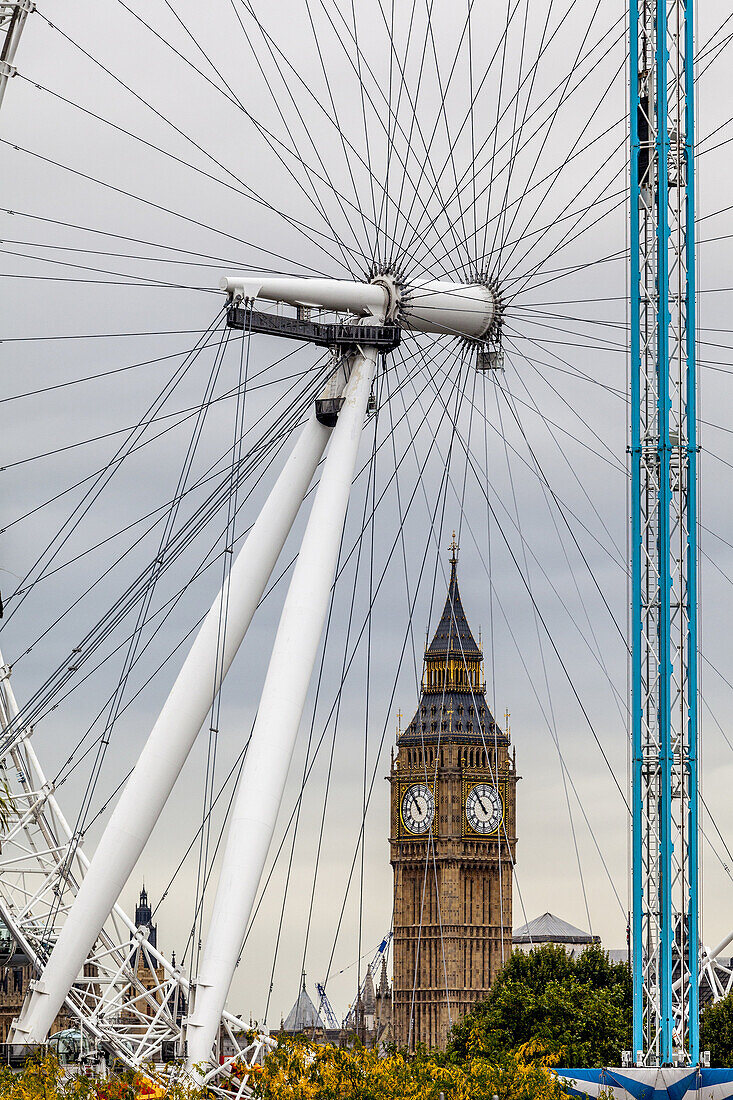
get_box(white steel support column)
[185,343,379,1071]
[12,411,333,1045]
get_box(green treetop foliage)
[445,944,632,1069]
[701,993,733,1067]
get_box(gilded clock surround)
[399,782,436,837]
[389,539,518,1051]
[462,777,507,838]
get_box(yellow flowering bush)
[0,1052,199,1100]
[0,1040,570,1100]
[249,1038,570,1100]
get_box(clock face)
[466,783,503,834]
[401,783,435,835]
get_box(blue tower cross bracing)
[630,0,698,1068]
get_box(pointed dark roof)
[426,557,481,658]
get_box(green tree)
[446,944,632,1068]
[701,993,733,1067]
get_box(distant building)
[278,962,392,1051]
[0,927,72,1043]
[513,912,601,957]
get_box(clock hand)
[476,793,490,815]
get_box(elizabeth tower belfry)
[389,538,517,1050]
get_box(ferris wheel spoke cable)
[408,1,626,273]
[420,3,483,278]
[218,3,365,275]
[1,205,337,280]
[0,241,224,294]
[489,0,558,273]
[496,358,626,480]
[39,326,234,940]
[452,381,629,670]
[350,0,380,269]
[337,0,472,270]
[502,154,628,289]
[191,322,254,989]
[481,375,505,958]
[414,347,629,810]
[503,326,627,400]
[496,143,626,264]
[495,0,617,281]
[1,351,334,736]
[497,374,629,718]
[376,0,398,265]
[297,341,456,986]
[50,336,444,884]
[410,364,625,916]
[262,402,384,1024]
[246,338,463,975]
[387,359,458,1004]
[384,0,473,269]
[149,0,455,273]
[9,74,362,276]
[4,347,316,547]
[0,137,349,277]
[504,350,626,556]
[497,373,601,937]
[3,358,313,470]
[466,356,628,572]
[375,0,442,263]
[499,83,627,283]
[506,53,733,292]
[401,347,491,1034]
[1,308,229,628]
[106,4,363,276]
[505,168,628,301]
[12,340,437,762]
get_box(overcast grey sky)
[2,0,733,1030]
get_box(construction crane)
[343,933,393,1028]
[315,983,340,1030]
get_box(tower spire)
[449,530,459,566]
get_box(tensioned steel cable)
[30,14,357,276]
[0,352,336,753]
[496,361,595,935]
[0,206,331,279]
[107,1,362,277]
[408,357,623,917]
[40,325,234,944]
[408,0,626,272]
[64,339,449,906]
[1,307,229,628]
[191,307,254,988]
[34,343,439,780]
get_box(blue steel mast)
[630,0,698,1068]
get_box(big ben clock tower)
[389,537,517,1050]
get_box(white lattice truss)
[0,655,271,1087]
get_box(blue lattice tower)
[630,0,698,1068]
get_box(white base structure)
[185,336,380,1070]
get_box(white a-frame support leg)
[12,409,335,1045]
[185,344,378,1070]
